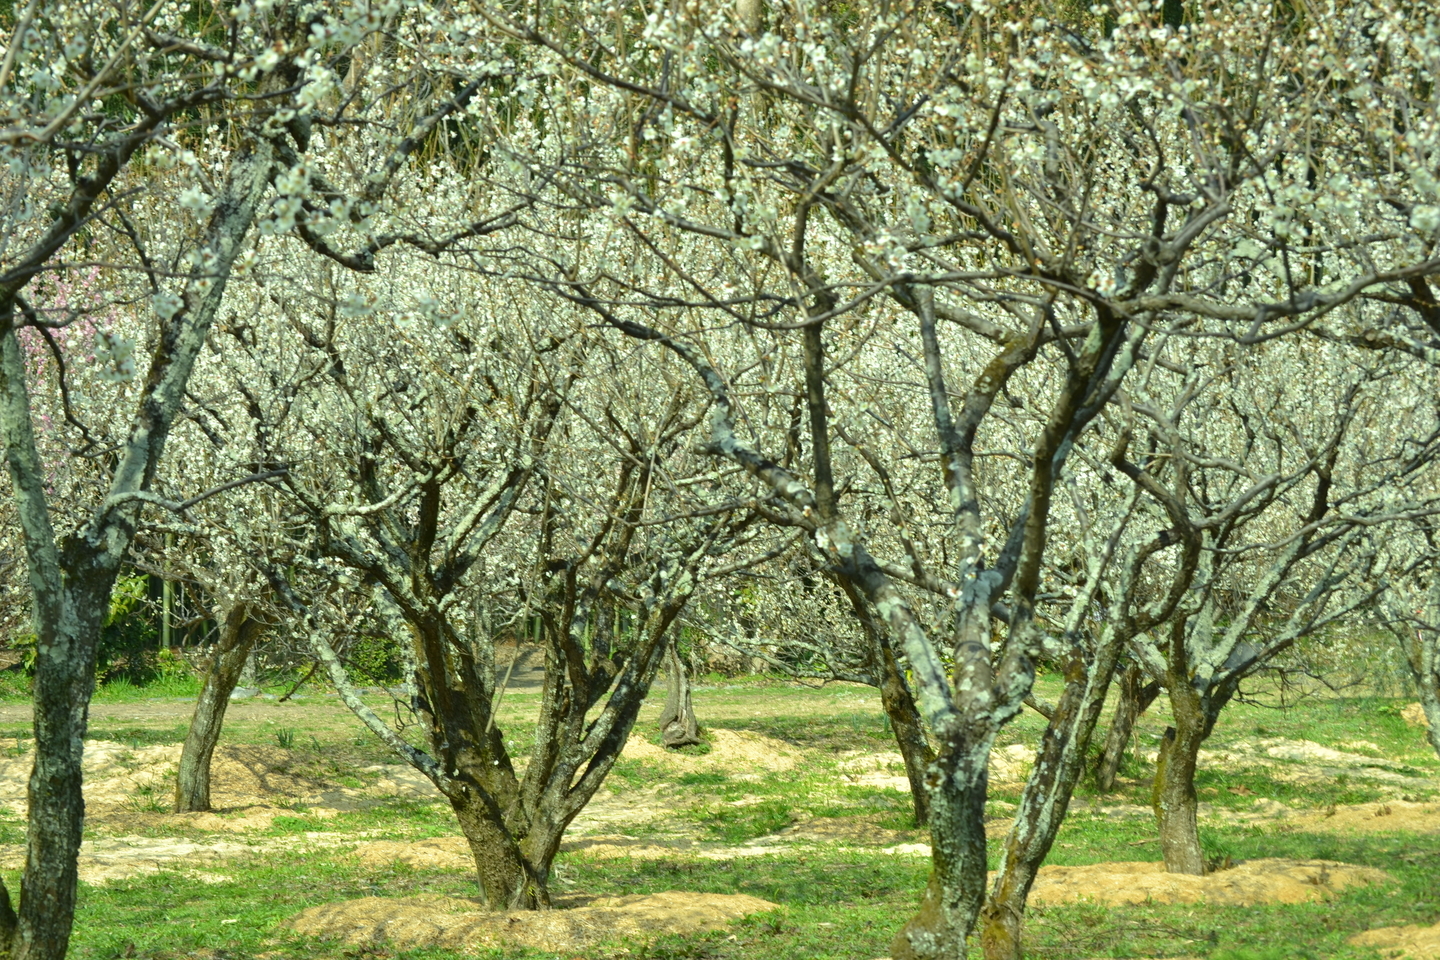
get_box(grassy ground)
[0,671,1435,959]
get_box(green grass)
[92,674,205,701]
[0,670,1429,960]
[57,819,1440,960]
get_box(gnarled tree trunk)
[175,604,262,812]
[1153,721,1204,875]
[658,643,701,748]
[450,778,543,908]
[1152,675,1221,875]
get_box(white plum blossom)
[90,329,135,383]
[152,291,184,320]
[1410,205,1440,234]
[178,185,214,219]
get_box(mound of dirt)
[1029,858,1390,907]
[93,804,339,835]
[288,891,779,952]
[0,833,258,885]
[0,740,182,813]
[0,739,441,826]
[837,744,1036,792]
[1404,703,1432,729]
[1144,737,1436,788]
[206,744,338,806]
[352,837,474,872]
[1351,920,1440,959]
[622,729,799,775]
[1280,800,1440,835]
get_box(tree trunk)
[175,605,260,812]
[1421,692,1440,761]
[0,313,111,960]
[876,634,934,826]
[1152,671,1231,876]
[1398,621,1440,761]
[1152,716,1205,874]
[12,591,104,960]
[1095,663,1160,792]
[980,638,1127,960]
[451,787,545,909]
[890,741,989,960]
[657,643,701,748]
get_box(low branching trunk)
[1152,722,1204,875]
[658,643,701,748]
[980,639,1126,960]
[450,781,544,908]
[1095,663,1160,792]
[1152,677,1227,875]
[175,604,261,812]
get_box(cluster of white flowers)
[90,329,135,383]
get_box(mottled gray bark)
[175,604,261,812]
[891,741,990,960]
[1153,722,1206,875]
[1152,652,1230,876]
[981,641,1125,960]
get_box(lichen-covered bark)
[1152,675,1217,876]
[891,740,991,960]
[175,604,261,812]
[981,643,1124,960]
[0,139,274,960]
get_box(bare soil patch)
[1059,797,1440,835]
[1143,737,1435,788]
[287,891,779,953]
[768,813,919,846]
[1351,920,1440,958]
[0,834,261,885]
[94,805,331,835]
[1279,800,1440,834]
[622,728,799,774]
[1405,702,1432,729]
[838,744,1036,792]
[1028,858,1391,907]
[0,740,441,830]
[352,837,473,872]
